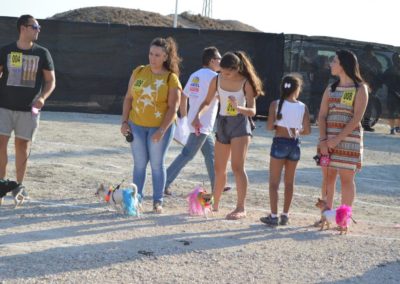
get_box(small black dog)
[0,179,24,207]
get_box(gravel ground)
[0,112,399,283]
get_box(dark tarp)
[0,16,284,115]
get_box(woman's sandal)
[226,211,246,220]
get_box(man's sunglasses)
[25,24,41,31]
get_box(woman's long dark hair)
[276,74,303,120]
[220,51,264,97]
[331,49,364,92]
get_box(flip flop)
[226,211,246,220]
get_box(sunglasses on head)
[25,24,41,30]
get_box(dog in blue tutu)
[96,182,141,216]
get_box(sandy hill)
[49,6,259,32]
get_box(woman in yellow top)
[121,37,182,213]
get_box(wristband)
[159,127,165,135]
[319,138,327,142]
[122,121,129,125]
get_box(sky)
[2,0,399,47]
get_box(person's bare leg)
[339,169,356,206]
[268,157,285,215]
[15,137,30,184]
[282,160,299,214]
[322,167,338,209]
[388,119,395,133]
[0,135,10,180]
[229,136,250,215]
[212,141,230,211]
[389,119,395,128]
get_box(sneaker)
[390,128,396,135]
[260,215,278,226]
[396,127,400,133]
[279,214,289,225]
[153,202,163,214]
[21,187,29,198]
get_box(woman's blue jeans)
[129,122,175,205]
[166,133,215,191]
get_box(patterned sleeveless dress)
[325,86,363,171]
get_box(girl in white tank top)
[217,75,247,116]
[191,51,265,220]
[260,74,311,226]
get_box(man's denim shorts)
[270,137,300,161]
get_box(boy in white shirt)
[164,47,221,195]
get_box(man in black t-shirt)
[0,15,55,198]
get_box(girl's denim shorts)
[270,137,300,161]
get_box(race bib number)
[226,101,237,116]
[10,52,23,68]
[340,89,356,106]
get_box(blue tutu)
[122,188,138,216]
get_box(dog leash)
[111,179,124,204]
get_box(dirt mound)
[49,6,259,32]
[177,12,259,32]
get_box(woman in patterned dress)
[318,49,368,210]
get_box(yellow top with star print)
[128,65,181,127]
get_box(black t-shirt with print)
[0,42,54,111]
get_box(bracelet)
[122,121,129,125]
[159,127,165,135]
[319,138,327,142]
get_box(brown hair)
[220,51,265,97]
[150,37,182,76]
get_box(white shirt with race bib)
[184,68,218,134]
